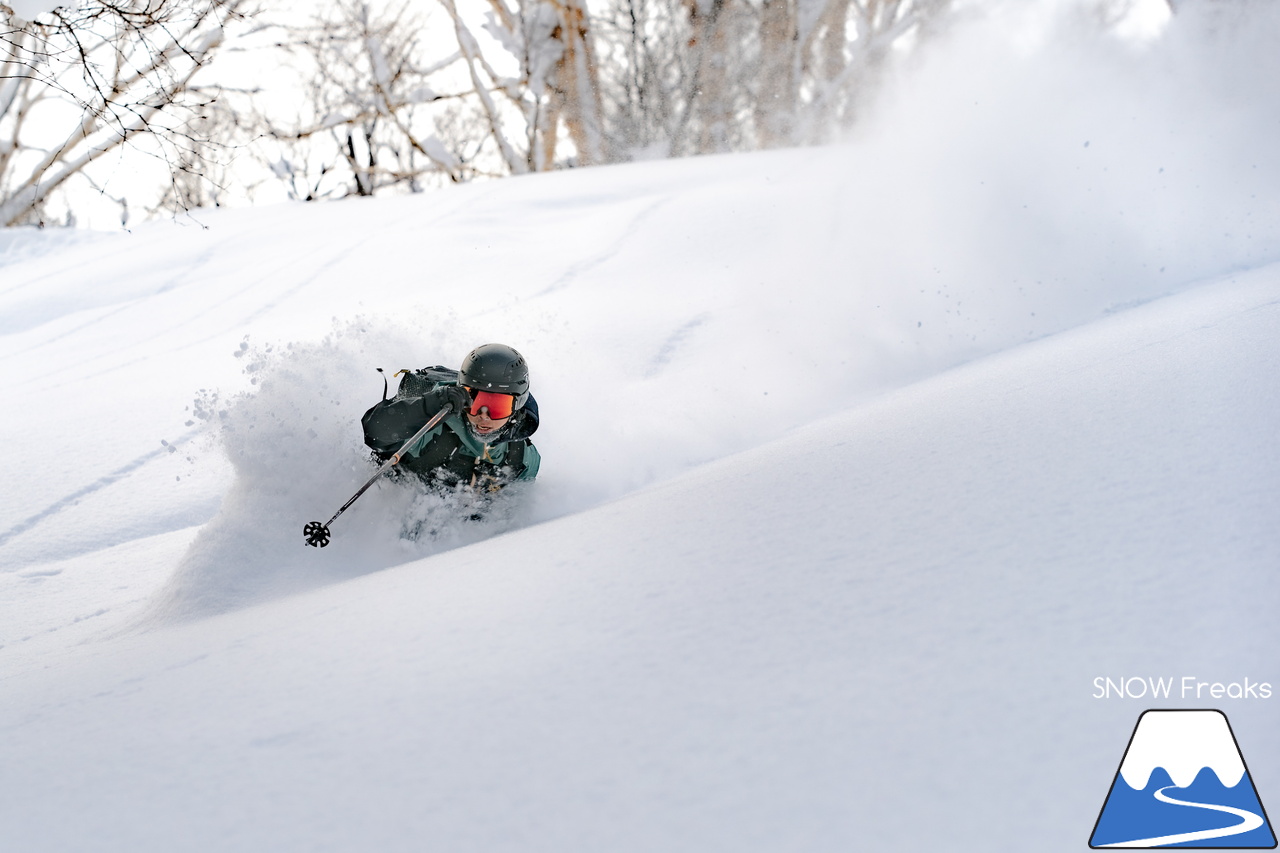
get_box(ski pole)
[303,403,453,547]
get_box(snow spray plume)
[142,318,525,623]
[821,0,1280,374]
[302,402,455,548]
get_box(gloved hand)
[424,384,471,416]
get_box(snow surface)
[2,5,1280,851]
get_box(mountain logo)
[1090,709,1276,848]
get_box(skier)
[361,343,540,493]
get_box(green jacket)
[400,409,540,486]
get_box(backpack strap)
[506,439,526,474]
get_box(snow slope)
[2,5,1280,851]
[2,262,1277,852]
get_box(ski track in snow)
[0,244,220,338]
[532,195,672,297]
[1,240,346,388]
[645,313,712,378]
[0,428,202,561]
[223,230,381,329]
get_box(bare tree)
[743,0,954,148]
[684,0,745,153]
[0,0,960,220]
[437,0,610,171]
[151,102,243,214]
[594,0,674,156]
[1,0,254,226]
[256,0,478,202]
[591,0,952,159]
[803,0,952,140]
[546,0,608,164]
[159,0,959,210]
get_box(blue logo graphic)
[1091,710,1276,848]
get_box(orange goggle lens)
[466,388,515,419]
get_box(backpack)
[360,366,457,456]
[390,365,459,400]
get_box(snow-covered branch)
[1,0,254,225]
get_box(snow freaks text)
[1093,677,1273,701]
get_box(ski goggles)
[464,387,516,419]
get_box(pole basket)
[303,521,331,548]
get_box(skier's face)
[462,387,516,435]
[465,408,511,435]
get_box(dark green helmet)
[459,343,530,408]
